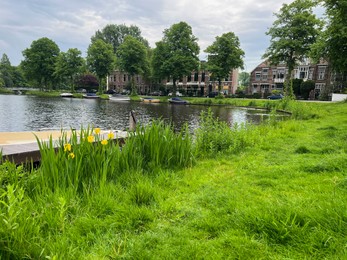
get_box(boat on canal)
[168,97,189,104]
[141,97,160,103]
[109,94,130,102]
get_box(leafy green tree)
[238,71,250,88]
[0,54,14,88]
[21,37,60,90]
[152,21,200,96]
[292,78,304,97]
[54,48,85,92]
[205,32,244,93]
[91,24,149,54]
[116,36,149,95]
[300,80,315,99]
[87,39,115,93]
[263,0,322,98]
[311,0,347,92]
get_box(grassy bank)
[0,100,346,259]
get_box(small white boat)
[109,94,130,101]
[60,92,73,98]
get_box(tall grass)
[35,121,194,194]
[195,109,260,156]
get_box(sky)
[0,0,298,72]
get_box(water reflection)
[0,95,287,132]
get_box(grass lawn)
[1,99,346,259]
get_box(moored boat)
[141,97,160,103]
[109,94,130,101]
[60,92,73,98]
[168,97,189,104]
[83,93,99,99]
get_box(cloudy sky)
[0,0,298,72]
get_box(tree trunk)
[130,75,137,95]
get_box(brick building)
[249,59,333,98]
[107,67,239,96]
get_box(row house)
[249,59,333,98]
[107,67,239,96]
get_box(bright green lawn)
[1,100,346,259]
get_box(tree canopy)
[116,36,149,95]
[152,21,200,95]
[54,48,86,92]
[91,24,149,54]
[21,37,60,90]
[87,39,115,93]
[205,32,244,91]
[263,0,322,98]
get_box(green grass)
[0,100,347,259]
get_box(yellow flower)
[68,152,75,159]
[87,135,94,143]
[101,139,108,146]
[108,132,115,140]
[94,128,101,134]
[64,143,71,152]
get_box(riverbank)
[1,100,346,258]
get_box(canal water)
[0,95,279,132]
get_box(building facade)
[107,68,239,96]
[249,59,333,98]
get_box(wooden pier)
[0,130,128,165]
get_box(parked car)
[168,91,183,97]
[150,91,163,96]
[267,94,283,100]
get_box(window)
[194,73,199,81]
[201,72,205,82]
[255,72,261,81]
[187,75,192,82]
[262,74,268,80]
[262,68,268,74]
[318,66,326,80]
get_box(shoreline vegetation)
[1,95,347,258]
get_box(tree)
[75,73,99,91]
[238,71,250,88]
[263,0,322,98]
[116,36,149,95]
[91,24,149,54]
[205,32,244,93]
[21,37,60,90]
[54,48,85,92]
[87,39,115,93]
[300,80,315,99]
[311,0,347,92]
[152,21,200,96]
[0,54,14,88]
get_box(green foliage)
[300,80,315,99]
[195,109,258,156]
[205,32,244,90]
[21,37,60,90]
[87,39,115,93]
[91,24,149,54]
[263,0,322,98]
[152,21,200,94]
[54,48,86,92]
[116,36,149,95]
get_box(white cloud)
[0,0,304,70]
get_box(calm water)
[0,95,279,132]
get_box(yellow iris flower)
[68,152,75,159]
[94,128,101,134]
[64,143,72,152]
[108,132,115,140]
[87,135,94,143]
[101,139,108,145]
